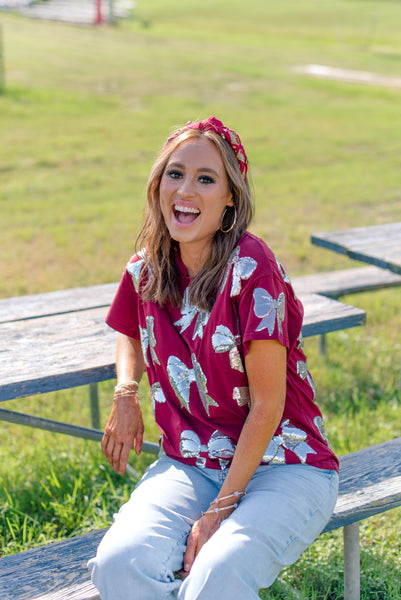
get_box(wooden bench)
[293,266,401,354]
[0,283,118,325]
[1,266,399,327]
[0,291,366,437]
[0,278,384,598]
[311,222,401,276]
[292,265,401,300]
[0,294,367,389]
[2,436,401,600]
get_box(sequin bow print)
[191,354,219,415]
[212,325,244,372]
[253,288,285,336]
[167,354,218,415]
[262,419,317,464]
[180,429,236,469]
[233,386,250,407]
[274,255,290,284]
[174,288,210,340]
[150,382,166,412]
[127,249,147,292]
[164,116,248,180]
[220,247,257,297]
[140,316,160,368]
[297,360,316,398]
[314,416,330,446]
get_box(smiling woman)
[159,137,234,276]
[137,117,253,311]
[88,117,339,600]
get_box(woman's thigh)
[179,464,339,600]
[88,456,219,600]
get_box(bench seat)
[292,265,401,299]
[1,265,400,327]
[0,283,118,325]
[2,436,401,600]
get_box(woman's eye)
[199,175,215,184]
[167,169,182,179]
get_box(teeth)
[175,205,200,214]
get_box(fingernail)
[184,564,190,572]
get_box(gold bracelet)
[114,380,139,398]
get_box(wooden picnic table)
[0,292,366,403]
[0,287,370,600]
[311,222,401,275]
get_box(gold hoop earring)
[220,206,237,234]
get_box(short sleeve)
[227,235,300,354]
[105,261,142,339]
[238,268,290,353]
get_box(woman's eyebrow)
[167,161,219,176]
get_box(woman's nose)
[177,177,195,197]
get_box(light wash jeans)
[88,455,338,600]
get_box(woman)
[88,116,339,599]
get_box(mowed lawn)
[0,1,401,597]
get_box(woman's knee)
[93,525,170,578]
[90,529,183,600]
[90,530,141,581]
[179,535,262,600]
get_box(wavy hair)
[136,126,254,311]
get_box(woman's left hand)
[181,511,227,577]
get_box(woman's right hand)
[101,392,144,475]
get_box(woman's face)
[159,137,233,270]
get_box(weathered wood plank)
[0,530,106,600]
[323,436,401,531]
[1,263,396,326]
[293,266,401,299]
[0,307,117,401]
[0,365,117,402]
[0,283,118,324]
[300,293,366,337]
[313,223,401,249]
[35,580,100,600]
[311,222,401,275]
[0,295,366,402]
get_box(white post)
[343,523,360,600]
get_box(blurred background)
[1,0,400,297]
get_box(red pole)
[95,0,102,24]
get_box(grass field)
[0,0,401,597]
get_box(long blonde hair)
[136,126,254,311]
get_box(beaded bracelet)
[114,380,139,398]
[201,491,246,517]
[210,491,246,506]
[202,503,239,517]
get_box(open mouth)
[173,204,201,225]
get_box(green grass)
[0,0,401,597]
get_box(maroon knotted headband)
[164,116,248,180]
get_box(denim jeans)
[88,455,338,600]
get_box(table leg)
[344,522,360,600]
[89,382,100,430]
